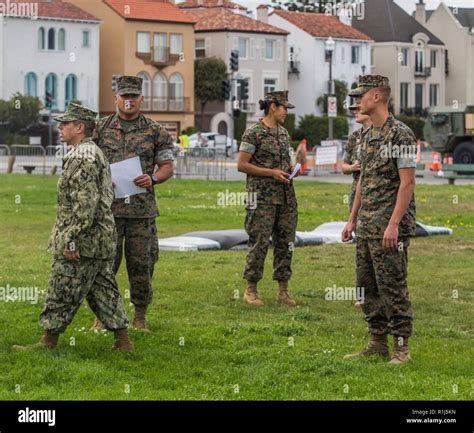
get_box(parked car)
[181,133,238,157]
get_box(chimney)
[257,4,268,24]
[415,0,426,25]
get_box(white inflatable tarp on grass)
[158,221,452,251]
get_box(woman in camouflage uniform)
[237,91,298,307]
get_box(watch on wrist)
[151,174,158,185]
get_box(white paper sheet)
[110,157,146,199]
[289,163,301,180]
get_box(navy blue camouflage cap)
[53,103,98,122]
[349,75,390,97]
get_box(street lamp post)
[325,37,335,140]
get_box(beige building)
[352,0,446,116]
[419,1,474,105]
[180,2,289,133]
[69,0,196,139]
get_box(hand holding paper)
[110,157,147,199]
[289,163,301,181]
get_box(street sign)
[328,96,337,118]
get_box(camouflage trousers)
[40,257,129,334]
[114,218,159,307]
[243,202,298,283]
[356,237,413,338]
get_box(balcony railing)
[135,46,180,68]
[288,60,300,74]
[415,67,431,77]
[141,97,190,112]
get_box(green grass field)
[0,174,473,400]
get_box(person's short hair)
[73,119,96,137]
[376,86,391,103]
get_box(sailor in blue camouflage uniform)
[13,103,133,352]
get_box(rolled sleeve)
[397,155,417,169]
[396,132,417,169]
[154,126,175,163]
[343,150,351,164]
[240,141,256,154]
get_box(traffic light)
[45,91,53,109]
[233,108,241,119]
[221,79,230,100]
[240,79,249,101]
[230,50,239,72]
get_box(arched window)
[24,72,38,97]
[137,72,151,111]
[45,73,58,109]
[48,28,55,50]
[153,72,167,111]
[169,73,183,111]
[65,74,77,107]
[38,27,45,50]
[58,28,65,51]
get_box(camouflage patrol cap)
[53,103,98,123]
[349,75,390,97]
[116,76,143,95]
[264,90,295,109]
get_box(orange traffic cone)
[431,152,441,172]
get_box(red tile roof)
[273,10,372,40]
[178,0,247,11]
[10,0,99,21]
[183,8,288,34]
[104,0,195,23]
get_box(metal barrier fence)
[10,145,46,174]
[0,145,67,175]
[174,149,227,181]
[0,144,228,180]
[0,144,11,172]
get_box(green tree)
[6,93,41,133]
[195,57,228,130]
[316,80,348,115]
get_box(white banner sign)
[315,145,338,165]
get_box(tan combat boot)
[112,329,134,352]
[277,281,296,306]
[343,334,389,360]
[12,331,59,351]
[90,318,105,332]
[389,336,411,365]
[132,306,150,331]
[243,282,264,306]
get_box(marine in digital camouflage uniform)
[91,76,174,331]
[342,76,416,364]
[13,103,133,352]
[238,91,298,306]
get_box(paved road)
[215,161,474,185]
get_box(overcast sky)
[227,0,474,14]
